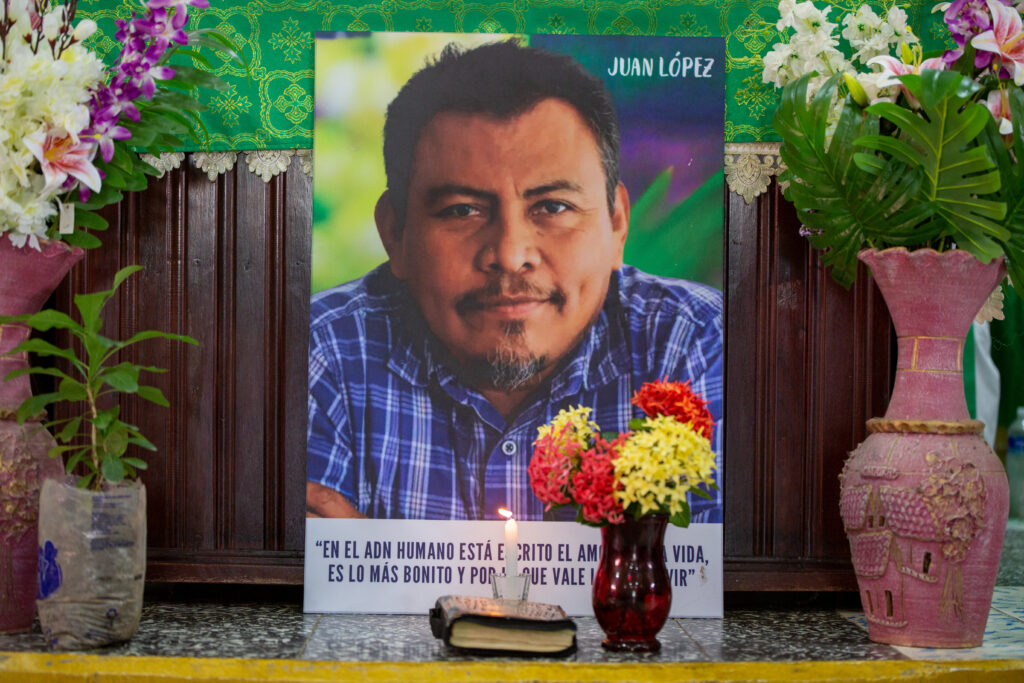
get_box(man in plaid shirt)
[307,41,723,521]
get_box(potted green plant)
[761,0,1020,647]
[0,265,196,649]
[0,0,240,633]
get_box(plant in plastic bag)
[0,265,197,489]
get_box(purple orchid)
[86,0,188,166]
[146,0,210,13]
[118,43,175,98]
[944,0,1013,68]
[86,116,133,163]
[133,7,188,48]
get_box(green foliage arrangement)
[765,0,1024,291]
[0,266,196,490]
[775,70,1024,289]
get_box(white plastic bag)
[36,478,146,649]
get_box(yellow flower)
[535,406,599,450]
[613,415,717,515]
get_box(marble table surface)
[1,521,1022,664]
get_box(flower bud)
[42,10,63,41]
[73,19,98,41]
[844,72,869,107]
[900,41,915,66]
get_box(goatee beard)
[462,320,548,392]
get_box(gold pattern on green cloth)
[77,1,952,151]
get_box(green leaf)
[3,366,71,383]
[122,457,148,470]
[97,157,148,192]
[76,472,95,489]
[112,265,143,292]
[980,86,1024,295]
[52,446,85,466]
[57,377,88,402]
[103,428,129,457]
[690,486,712,500]
[142,107,191,136]
[74,292,106,334]
[627,417,646,431]
[96,161,129,190]
[8,338,76,363]
[16,393,59,422]
[15,309,79,332]
[169,64,229,91]
[121,329,198,348]
[62,229,104,249]
[171,48,214,70]
[122,120,159,148]
[773,73,934,288]
[75,184,122,211]
[127,435,157,451]
[93,407,118,431]
[669,505,691,528]
[101,457,125,484]
[102,366,140,393]
[72,210,109,232]
[151,90,205,111]
[187,29,250,73]
[857,70,1007,260]
[57,416,83,443]
[137,385,169,407]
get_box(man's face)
[377,98,629,391]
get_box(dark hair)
[382,40,621,225]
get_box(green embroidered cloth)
[78,1,950,150]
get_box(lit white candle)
[499,507,517,577]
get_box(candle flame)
[497,507,513,520]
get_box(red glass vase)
[592,514,671,652]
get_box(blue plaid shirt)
[308,264,723,522]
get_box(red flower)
[631,380,714,440]
[569,433,628,524]
[528,424,578,508]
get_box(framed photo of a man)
[305,32,724,616]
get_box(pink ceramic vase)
[0,238,83,633]
[840,248,1009,648]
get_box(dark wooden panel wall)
[55,154,892,589]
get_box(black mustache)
[455,277,566,315]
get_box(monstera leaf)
[774,73,936,288]
[980,86,1024,291]
[855,70,1007,262]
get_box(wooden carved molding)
[145,146,784,204]
[724,142,783,204]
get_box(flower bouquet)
[762,0,1024,291]
[528,379,718,652]
[528,379,718,528]
[0,0,238,251]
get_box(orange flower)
[632,379,715,441]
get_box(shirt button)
[501,440,517,456]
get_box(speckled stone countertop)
[0,521,1021,667]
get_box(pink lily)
[986,88,1014,133]
[866,55,948,106]
[971,0,1024,84]
[23,131,102,194]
